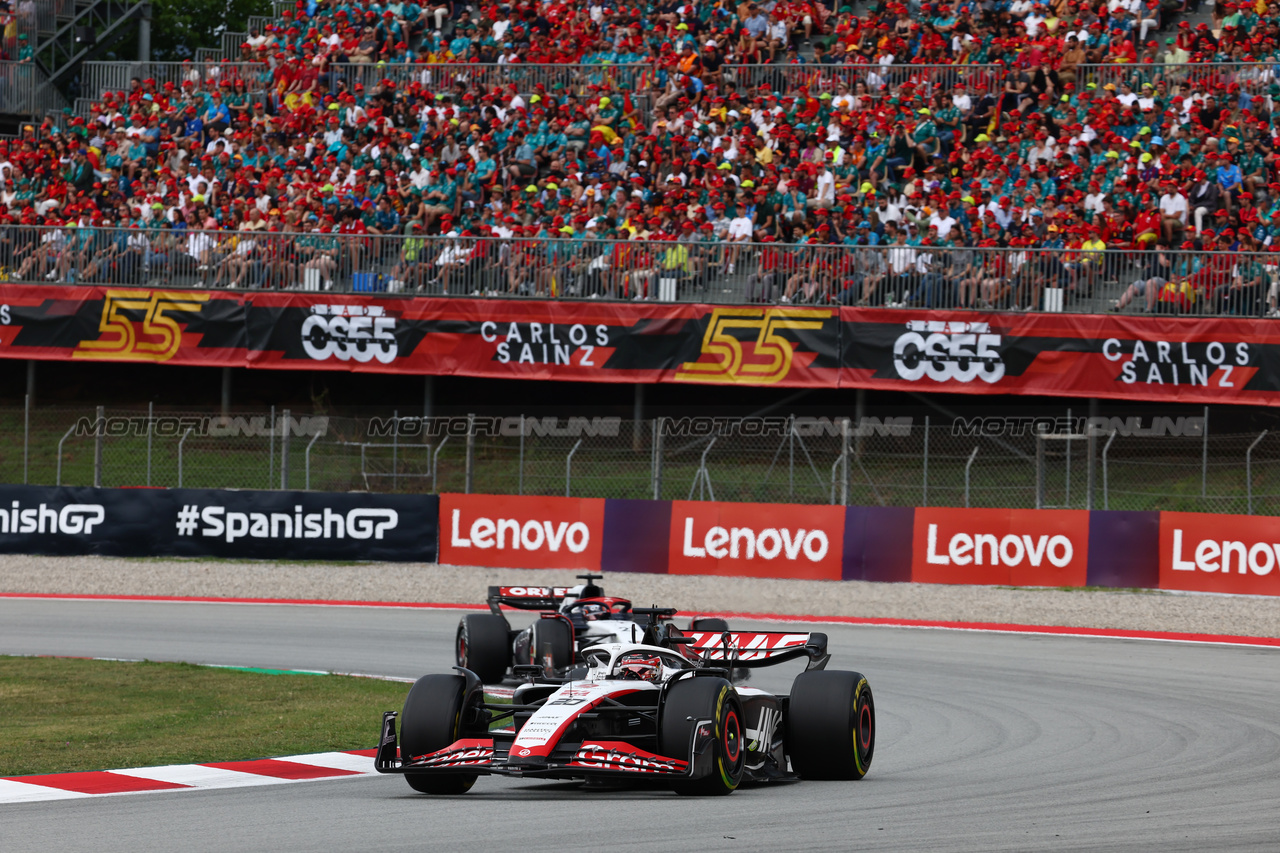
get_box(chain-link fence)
[4,402,1280,515]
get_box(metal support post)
[26,359,35,407]
[280,408,291,490]
[1065,407,1072,507]
[653,418,664,500]
[633,384,644,451]
[964,446,979,508]
[1086,419,1097,511]
[392,409,399,493]
[566,439,583,497]
[178,428,192,488]
[93,405,104,488]
[220,367,231,417]
[268,405,275,488]
[1247,430,1268,515]
[305,432,322,490]
[1102,430,1117,510]
[1035,432,1045,510]
[432,436,449,493]
[518,414,524,496]
[854,388,865,460]
[423,375,434,420]
[146,401,154,487]
[839,417,850,507]
[55,424,75,486]
[689,437,717,501]
[1201,405,1209,498]
[23,393,29,485]
[922,416,929,507]
[465,413,475,494]
[788,414,795,501]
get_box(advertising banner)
[4,285,1277,403]
[1158,511,1280,595]
[911,507,1090,588]
[0,485,437,561]
[840,310,1280,405]
[666,500,845,581]
[438,493,605,570]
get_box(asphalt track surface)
[2,599,1278,853]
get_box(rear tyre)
[660,677,745,796]
[456,614,511,683]
[400,673,484,794]
[528,617,574,677]
[786,670,875,780]
[690,617,730,633]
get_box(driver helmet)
[580,602,609,621]
[616,652,662,683]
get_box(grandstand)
[0,0,1276,313]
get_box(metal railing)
[723,63,1004,99]
[79,61,273,101]
[9,404,1280,515]
[0,225,1274,318]
[0,61,71,116]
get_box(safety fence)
[5,404,1279,516]
[0,61,70,117]
[0,225,1275,317]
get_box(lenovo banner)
[1158,511,1280,595]
[666,500,845,581]
[3,285,1278,403]
[912,508,1090,588]
[439,493,605,570]
[0,485,437,561]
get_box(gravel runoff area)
[1,555,1278,639]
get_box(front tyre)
[400,673,483,794]
[786,670,875,780]
[660,677,745,796]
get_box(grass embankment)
[0,656,407,777]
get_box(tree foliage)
[111,0,271,61]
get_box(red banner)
[439,493,605,570]
[666,500,844,581]
[1158,511,1280,595]
[912,508,1090,587]
[2,285,1278,404]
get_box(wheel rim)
[858,703,872,751]
[723,709,742,764]
[457,634,467,666]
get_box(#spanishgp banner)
[0,485,438,562]
[2,284,1280,403]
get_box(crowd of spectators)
[10,0,1280,314]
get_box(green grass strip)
[0,656,409,777]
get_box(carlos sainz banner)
[1,285,1278,404]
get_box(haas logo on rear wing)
[683,631,829,669]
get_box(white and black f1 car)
[455,574,731,682]
[376,618,875,796]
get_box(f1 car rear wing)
[675,631,831,671]
[487,574,605,614]
[487,585,573,613]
